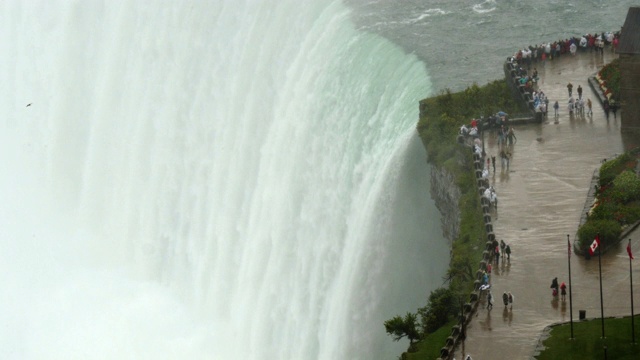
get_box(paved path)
[451,49,640,360]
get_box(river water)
[348,0,637,92]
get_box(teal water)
[348,0,637,91]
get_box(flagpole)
[568,234,574,339]
[630,239,635,344]
[598,233,605,339]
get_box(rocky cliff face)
[430,165,461,244]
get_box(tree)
[418,287,457,333]
[384,312,420,343]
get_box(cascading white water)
[1,1,449,359]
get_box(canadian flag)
[589,234,600,256]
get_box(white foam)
[0,1,446,359]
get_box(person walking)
[491,155,496,173]
[544,97,550,117]
[497,125,506,147]
[550,277,559,297]
[553,100,559,117]
[567,82,573,97]
[500,240,506,258]
[508,292,514,309]
[568,97,575,114]
[505,244,511,260]
[577,85,583,99]
[494,245,500,265]
[499,149,507,169]
[506,127,516,145]
[587,98,593,115]
[502,292,509,307]
[560,282,567,302]
[604,99,610,119]
[487,291,494,310]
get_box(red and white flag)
[589,234,600,256]
[628,241,634,260]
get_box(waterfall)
[0,1,448,358]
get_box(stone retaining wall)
[430,166,461,242]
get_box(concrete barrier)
[482,250,490,261]
[463,303,472,313]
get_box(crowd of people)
[482,237,513,312]
[511,31,621,69]
[507,30,622,121]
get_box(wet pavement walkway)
[451,49,640,360]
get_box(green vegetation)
[383,80,525,359]
[536,316,640,360]
[384,312,420,344]
[418,288,459,334]
[417,81,522,170]
[599,151,636,187]
[577,149,640,253]
[404,319,459,359]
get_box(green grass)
[404,318,458,360]
[537,315,640,360]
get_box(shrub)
[599,152,631,187]
[417,287,457,334]
[612,201,640,226]
[589,196,618,220]
[611,170,640,203]
[577,219,621,253]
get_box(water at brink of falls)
[1,1,638,359]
